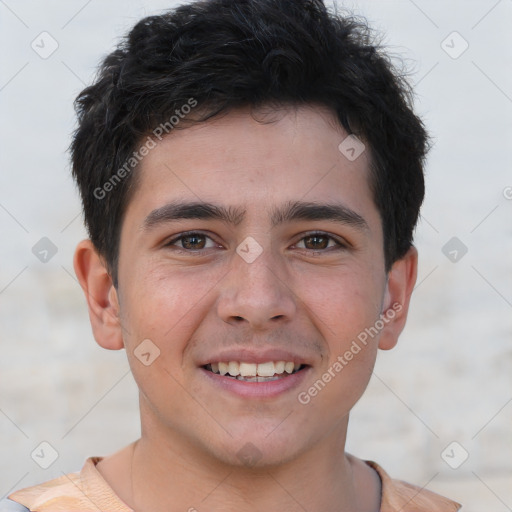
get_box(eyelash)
[164,231,347,254]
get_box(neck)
[121,414,379,512]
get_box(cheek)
[117,267,208,417]
[297,264,383,340]
[296,265,382,401]
[121,261,220,336]
[117,260,230,393]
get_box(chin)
[205,428,307,470]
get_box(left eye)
[295,233,342,251]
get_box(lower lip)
[199,367,311,399]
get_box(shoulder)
[0,498,29,512]
[6,470,82,512]
[366,460,463,512]
[6,456,131,512]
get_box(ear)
[73,239,124,350]
[378,246,418,351]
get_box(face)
[100,105,406,467]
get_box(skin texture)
[74,105,418,512]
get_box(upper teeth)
[209,361,301,377]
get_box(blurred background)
[0,0,511,509]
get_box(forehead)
[123,104,379,231]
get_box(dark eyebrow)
[270,200,369,231]
[142,200,368,232]
[142,201,246,230]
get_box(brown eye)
[180,234,206,249]
[303,234,330,250]
[166,232,217,251]
[297,233,342,251]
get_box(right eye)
[164,231,219,252]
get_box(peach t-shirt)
[9,457,461,511]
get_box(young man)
[5,0,461,510]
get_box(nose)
[216,245,297,330]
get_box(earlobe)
[73,239,124,351]
[378,246,418,351]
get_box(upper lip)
[198,348,311,366]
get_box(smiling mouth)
[203,361,307,382]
